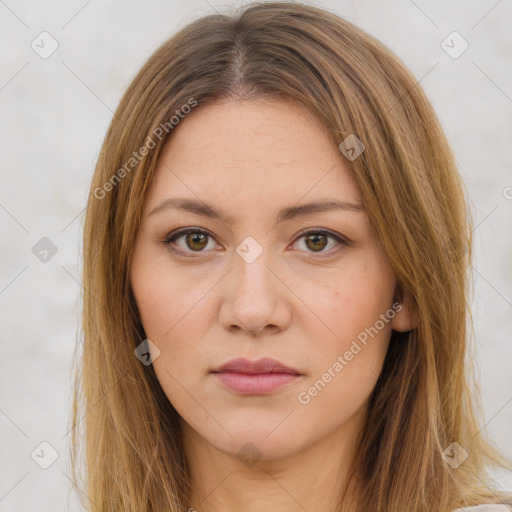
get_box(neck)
[180,412,364,512]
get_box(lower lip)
[212,372,301,394]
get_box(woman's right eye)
[163,228,219,256]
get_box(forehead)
[145,99,362,216]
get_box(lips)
[210,357,303,394]
[211,357,302,375]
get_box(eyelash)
[162,227,349,259]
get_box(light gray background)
[1,0,511,510]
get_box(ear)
[390,287,419,333]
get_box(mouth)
[210,357,303,395]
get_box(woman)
[70,2,512,511]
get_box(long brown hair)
[70,2,512,510]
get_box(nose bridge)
[233,234,275,298]
[219,233,288,334]
[235,234,267,268]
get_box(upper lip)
[211,357,302,375]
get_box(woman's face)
[130,98,413,463]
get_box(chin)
[226,435,302,463]
[206,422,309,463]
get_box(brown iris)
[304,233,328,252]
[185,232,208,251]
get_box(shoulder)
[452,506,512,512]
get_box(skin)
[130,98,417,512]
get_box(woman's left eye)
[162,228,348,257]
[292,229,348,256]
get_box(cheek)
[130,256,218,402]
[314,269,393,342]
[292,276,394,434]
[300,261,395,393]
[131,254,211,341]
[131,265,211,412]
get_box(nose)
[218,245,292,336]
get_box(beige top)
[453,506,512,511]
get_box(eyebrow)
[148,197,364,224]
